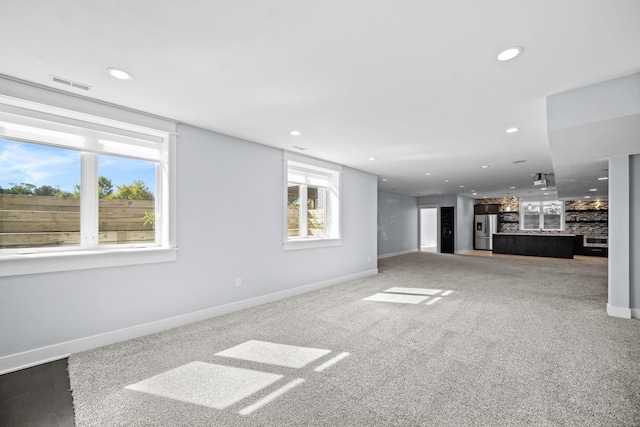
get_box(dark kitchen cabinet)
[493,234,574,259]
[583,247,608,257]
[573,235,584,255]
[474,204,500,214]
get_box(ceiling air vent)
[49,75,91,91]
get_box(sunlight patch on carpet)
[426,297,442,305]
[363,293,430,304]
[239,378,305,415]
[215,340,331,368]
[313,352,350,372]
[384,287,443,295]
[125,361,283,410]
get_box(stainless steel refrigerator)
[474,214,498,250]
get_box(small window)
[284,152,341,250]
[520,200,564,231]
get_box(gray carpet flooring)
[69,252,640,426]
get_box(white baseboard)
[631,308,640,319]
[378,249,418,259]
[606,303,632,319]
[0,268,378,375]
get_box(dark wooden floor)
[0,358,74,427]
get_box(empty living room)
[1,1,639,426]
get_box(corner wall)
[631,155,640,314]
[377,191,418,258]
[608,154,639,318]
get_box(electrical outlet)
[235,277,242,287]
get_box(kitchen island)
[492,233,575,259]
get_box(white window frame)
[520,200,565,231]
[0,91,177,277]
[283,151,342,251]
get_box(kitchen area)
[473,198,608,260]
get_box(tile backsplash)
[475,197,608,236]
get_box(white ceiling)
[1,0,639,200]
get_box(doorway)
[419,207,438,253]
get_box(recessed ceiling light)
[459,185,465,188]
[584,195,591,199]
[424,173,431,176]
[589,188,597,192]
[497,46,524,61]
[543,192,549,195]
[505,127,520,133]
[480,165,490,169]
[472,192,478,196]
[598,177,608,180]
[106,67,133,81]
[509,186,516,189]
[444,179,450,183]
[290,130,302,136]
[541,187,547,191]
[368,157,377,161]
[382,178,387,182]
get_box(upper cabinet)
[474,204,500,214]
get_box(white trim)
[378,248,418,259]
[283,238,342,251]
[0,74,176,133]
[606,303,632,319]
[0,268,378,375]
[284,150,342,172]
[631,308,640,319]
[0,247,177,277]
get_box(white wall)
[377,191,418,258]
[0,123,378,372]
[456,195,475,252]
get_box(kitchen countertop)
[495,233,575,237]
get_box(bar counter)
[492,233,575,259]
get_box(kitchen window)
[520,200,564,231]
[0,92,176,277]
[284,152,341,250]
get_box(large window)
[520,200,564,231]
[284,152,341,250]
[0,93,175,276]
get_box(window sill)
[0,247,177,277]
[283,238,342,251]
